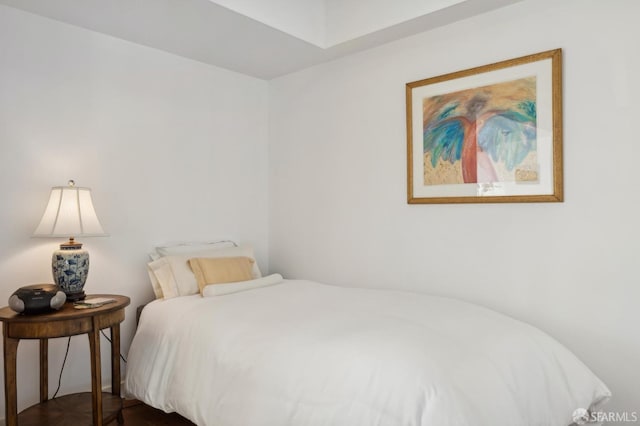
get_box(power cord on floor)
[52,331,127,399]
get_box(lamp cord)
[52,337,71,399]
[52,332,127,399]
[100,329,128,363]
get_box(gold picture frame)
[406,49,563,204]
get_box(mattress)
[125,279,610,426]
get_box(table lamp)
[33,180,107,301]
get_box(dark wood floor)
[122,400,195,425]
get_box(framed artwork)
[406,49,563,204]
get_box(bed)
[125,261,610,426]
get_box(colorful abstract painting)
[406,49,563,204]
[422,77,538,186]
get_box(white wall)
[0,4,268,416]
[269,0,640,422]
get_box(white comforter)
[125,279,610,426]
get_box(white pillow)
[149,240,237,261]
[147,258,179,299]
[202,274,284,297]
[146,261,166,299]
[147,245,262,298]
[155,240,238,257]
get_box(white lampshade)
[34,181,107,238]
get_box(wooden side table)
[0,294,130,426]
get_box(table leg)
[88,326,103,426]
[40,338,48,402]
[110,324,124,424]
[110,325,121,396]
[2,324,19,426]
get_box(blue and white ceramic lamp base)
[52,244,89,302]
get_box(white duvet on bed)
[125,279,610,426]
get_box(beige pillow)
[188,257,255,294]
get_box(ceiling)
[0,0,522,79]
